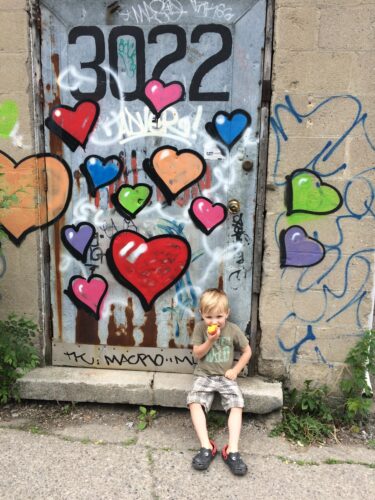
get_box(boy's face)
[201,309,229,330]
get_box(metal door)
[40,0,267,372]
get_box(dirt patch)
[0,401,374,450]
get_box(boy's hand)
[207,328,220,342]
[225,368,237,380]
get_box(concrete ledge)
[18,367,283,414]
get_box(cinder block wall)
[259,0,375,390]
[0,2,43,350]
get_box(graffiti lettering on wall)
[60,345,196,370]
[0,151,72,245]
[271,95,375,364]
[65,24,232,102]
[109,1,235,25]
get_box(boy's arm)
[193,332,220,360]
[225,344,252,380]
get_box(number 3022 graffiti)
[68,24,232,102]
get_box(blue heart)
[82,156,122,193]
[213,111,251,148]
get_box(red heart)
[106,231,191,310]
[45,100,99,151]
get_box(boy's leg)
[227,407,242,453]
[189,403,211,450]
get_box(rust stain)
[73,170,81,192]
[140,306,157,347]
[169,338,177,348]
[53,222,63,338]
[48,53,64,339]
[131,150,138,184]
[125,297,136,346]
[75,309,100,344]
[187,317,195,337]
[218,274,224,291]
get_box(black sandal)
[192,440,217,471]
[221,445,248,476]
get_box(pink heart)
[189,197,228,235]
[65,274,108,320]
[144,79,184,116]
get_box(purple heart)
[61,222,95,263]
[280,226,325,267]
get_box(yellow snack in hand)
[207,324,218,335]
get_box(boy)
[187,288,251,475]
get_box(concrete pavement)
[0,402,374,500]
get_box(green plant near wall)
[340,329,375,422]
[0,169,26,247]
[270,380,335,445]
[0,314,39,404]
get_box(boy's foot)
[192,440,217,471]
[221,445,248,476]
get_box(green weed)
[0,315,39,404]
[137,406,157,431]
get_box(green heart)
[117,185,151,215]
[0,100,18,137]
[288,171,342,215]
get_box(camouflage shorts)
[187,375,244,412]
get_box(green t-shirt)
[192,320,249,377]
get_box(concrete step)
[18,367,283,414]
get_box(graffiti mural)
[142,78,185,118]
[189,196,227,234]
[205,109,251,150]
[34,0,267,370]
[61,222,96,263]
[45,100,100,151]
[279,226,325,268]
[65,274,108,320]
[111,183,153,219]
[79,155,124,196]
[143,146,207,204]
[271,95,375,365]
[0,151,72,245]
[0,100,18,139]
[106,230,191,310]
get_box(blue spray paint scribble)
[272,95,375,365]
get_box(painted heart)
[280,226,325,267]
[65,274,108,320]
[143,79,185,117]
[106,230,191,310]
[80,155,123,196]
[143,146,206,205]
[0,151,72,245]
[45,100,100,152]
[286,169,343,216]
[61,222,96,262]
[0,100,18,137]
[112,184,152,219]
[189,197,228,235]
[206,109,251,150]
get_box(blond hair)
[199,288,229,315]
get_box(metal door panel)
[40,0,267,372]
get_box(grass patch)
[367,439,375,449]
[207,411,226,438]
[324,458,375,469]
[277,455,319,466]
[122,437,138,447]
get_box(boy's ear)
[226,309,230,318]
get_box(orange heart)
[0,151,72,244]
[144,146,206,204]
